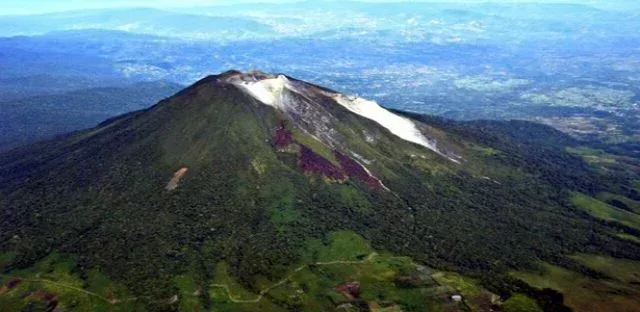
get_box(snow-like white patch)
[350,151,372,165]
[331,94,453,159]
[232,75,289,108]
[227,71,459,163]
[229,72,346,148]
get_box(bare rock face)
[220,70,459,163]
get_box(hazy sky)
[1,0,637,15]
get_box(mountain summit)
[222,70,457,161]
[1,71,639,311]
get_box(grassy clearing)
[596,192,640,214]
[0,253,141,311]
[210,262,261,302]
[469,144,500,157]
[279,252,445,311]
[571,192,640,230]
[208,262,284,312]
[571,254,640,284]
[302,233,497,310]
[511,262,640,312]
[502,294,543,312]
[431,272,481,297]
[617,233,640,243]
[303,231,373,263]
[566,146,617,165]
[174,273,201,311]
[205,231,493,311]
[431,271,498,311]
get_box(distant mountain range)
[1,3,637,41]
[0,8,274,39]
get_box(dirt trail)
[211,253,381,303]
[0,255,380,307]
[209,252,475,312]
[166,167,189,191]
[2,253,465,309]
[0,274,134,304]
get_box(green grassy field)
[596,192,640,214]
[566,147,617,165]
[11,233,640,311]
[173,273,201,311]
[571,192,640,230]
[208,261,284,312]
[0,253,143,311]
[4,232,476,312]
[571,254,640,284]
[201,231,497,311]
[617,233,640,243]
[431,271,500,311]
[502,294,543,312]
[303,231,373,263]
[511,260,640,312]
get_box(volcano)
[1,71,639,311]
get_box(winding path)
[0,254,381,306]
[210,252,387,303]
[2,252,447,308]
[0,274,128,304]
